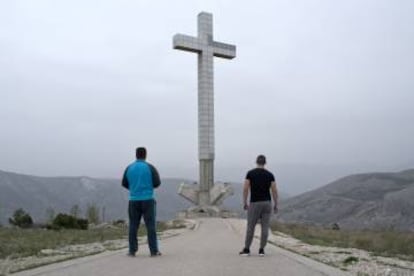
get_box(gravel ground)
[0,222,194,275]
[4,219,412,276]
[11,218,346,276]
[228,219,414,276]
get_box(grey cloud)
[1,0,413,195]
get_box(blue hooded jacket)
[122,160,161,201]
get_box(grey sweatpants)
[244,201,272,250]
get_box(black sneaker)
[150,251,162,257]
[239,248,250,256]
[259,248,265,256]
[126,252,136,257]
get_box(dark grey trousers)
[244,201,272,250]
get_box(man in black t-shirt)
[239,155,278,257]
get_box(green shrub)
[9,208,33,228]
[52,213,88,230]
[77,218,88,230]
[343,256,359,265]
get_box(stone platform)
[177,181,238,218]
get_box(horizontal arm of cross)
[212,41,236,59]
[173,34,203,53]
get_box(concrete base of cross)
[177,182,236,218]
[177,206,239,219]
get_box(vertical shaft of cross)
[173,12,236,210]
[198,13,214,205]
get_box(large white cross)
[173,12,236,206]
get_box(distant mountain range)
[0,170,248,225]
[277,169,414,231]
[2,169,413,231]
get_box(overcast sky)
[1,0,413,195]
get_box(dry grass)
[270,221,414,261]
[0,221,181,259]
[0,227,128,259]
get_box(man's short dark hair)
[256,155,266,165]
[136,147,147,160]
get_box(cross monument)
[173,12,236,216]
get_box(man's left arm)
[149,164,161,188]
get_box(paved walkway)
[15,219,347,276]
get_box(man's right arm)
[243,179,250,210]
[122,168,129,190]
[271,181,278,213]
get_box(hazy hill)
[0,170,192,224]
[277,169,414,231]
[0,170,252,225]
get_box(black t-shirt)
[246,168,275,202]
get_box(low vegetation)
[0,219,185,260]
[8,209,33,229]
[0,226,127,259]
[343,256,359,265]
[1,207,187,260]
[270,221,414,261]
[51,213,88,230]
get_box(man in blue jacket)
[122,147,161,257]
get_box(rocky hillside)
[0,170,251,225]
[277,169,414,230]
[0,170,194,224]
